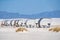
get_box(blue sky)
[0,0,60,15]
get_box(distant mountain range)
[0,10,60,19]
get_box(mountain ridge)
[0,10,60,19]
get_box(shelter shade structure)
[26,19,36,28]
[40,18,51,28]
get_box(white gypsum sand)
[0,27,60,40]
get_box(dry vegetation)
[16,27,28,32]
[49,25,60,32]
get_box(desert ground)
[0,27,60,40]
